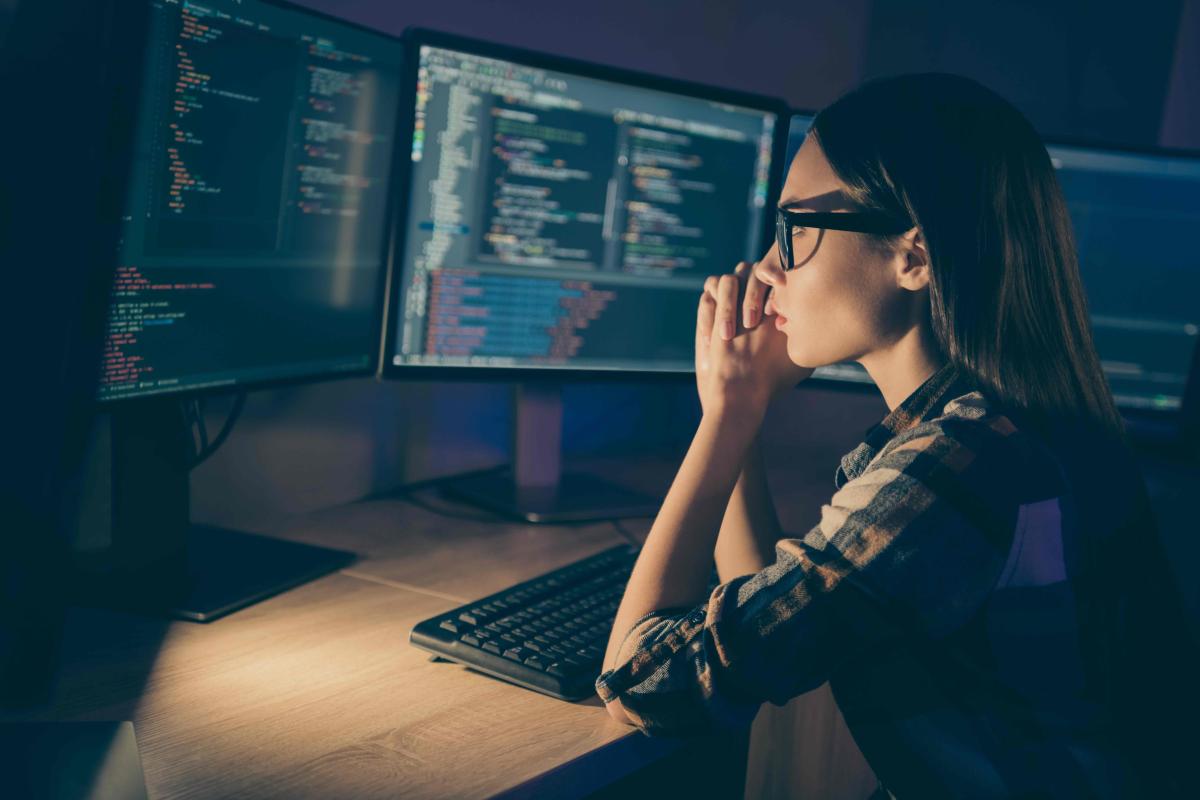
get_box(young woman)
[597,73,1195,798]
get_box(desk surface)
[0,457,726,799]
[3,432,893,799]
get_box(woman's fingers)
[702,261,760,340]
[741,261,769,329]
[696,287,716,346]
[717,273,739,340]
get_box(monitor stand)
[73,400,355,622]
[441,382,661,523]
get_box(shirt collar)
[835,360,971,488]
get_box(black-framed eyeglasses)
[775,207,912,271]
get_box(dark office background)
[0,2,1195,796]
[0,0,1193,555]
[118,0,1196,534]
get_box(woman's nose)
[754,253,784,287]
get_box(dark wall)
[295,0,873,111]
[298,0,1195,147]
[860,0,1185,147]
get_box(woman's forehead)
[781,135,853,211]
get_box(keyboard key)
[460,634,481,647]
[482,641,502,654]
[439,619,460,634]
[523,655,548,671]
[547,662,567,677]
[503,647,530,662]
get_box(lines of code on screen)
[393,45,777,372]
[98,0,402,401]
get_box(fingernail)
[723,321,734,340]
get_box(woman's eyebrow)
[777,188,853,212]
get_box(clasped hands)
[695,256,813,419]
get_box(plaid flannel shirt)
[596,361,1166,798]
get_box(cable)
[611,518,645,547]
[194,399,209,453]
[382,469,657,529]
[187,392,246,469]
[398,487,513,524]
[179,398,203,461]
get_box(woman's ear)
[896,227,930,292]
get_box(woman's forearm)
[602,407,763,674]
[714,433,782,582]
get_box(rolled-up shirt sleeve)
[594,421,1014,737]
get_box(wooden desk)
[0,459,752,799]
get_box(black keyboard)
[409,544,640,701]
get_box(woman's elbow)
[604,697,636,726]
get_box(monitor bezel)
[378,27,791,385]
[97,0,406,406]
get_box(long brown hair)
[812,73,1124,439]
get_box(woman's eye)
[792,227,808,237]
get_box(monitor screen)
[1049,144,1200,412]
[783,112,814,174]
[98,0,403,401]
[386,37,783,374]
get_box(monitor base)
[76,525,355,623]
[441,467,660,524]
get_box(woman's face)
[754,135,918,369]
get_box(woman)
[597,73,1195,798]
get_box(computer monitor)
[1046,143,1200,419]
[79,0,405,620]
[99,0,402,402]
[381,29,788,520]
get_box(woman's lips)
[775,314,787,329]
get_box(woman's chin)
[786,344,838,371]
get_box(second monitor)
[384,30,787,377]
